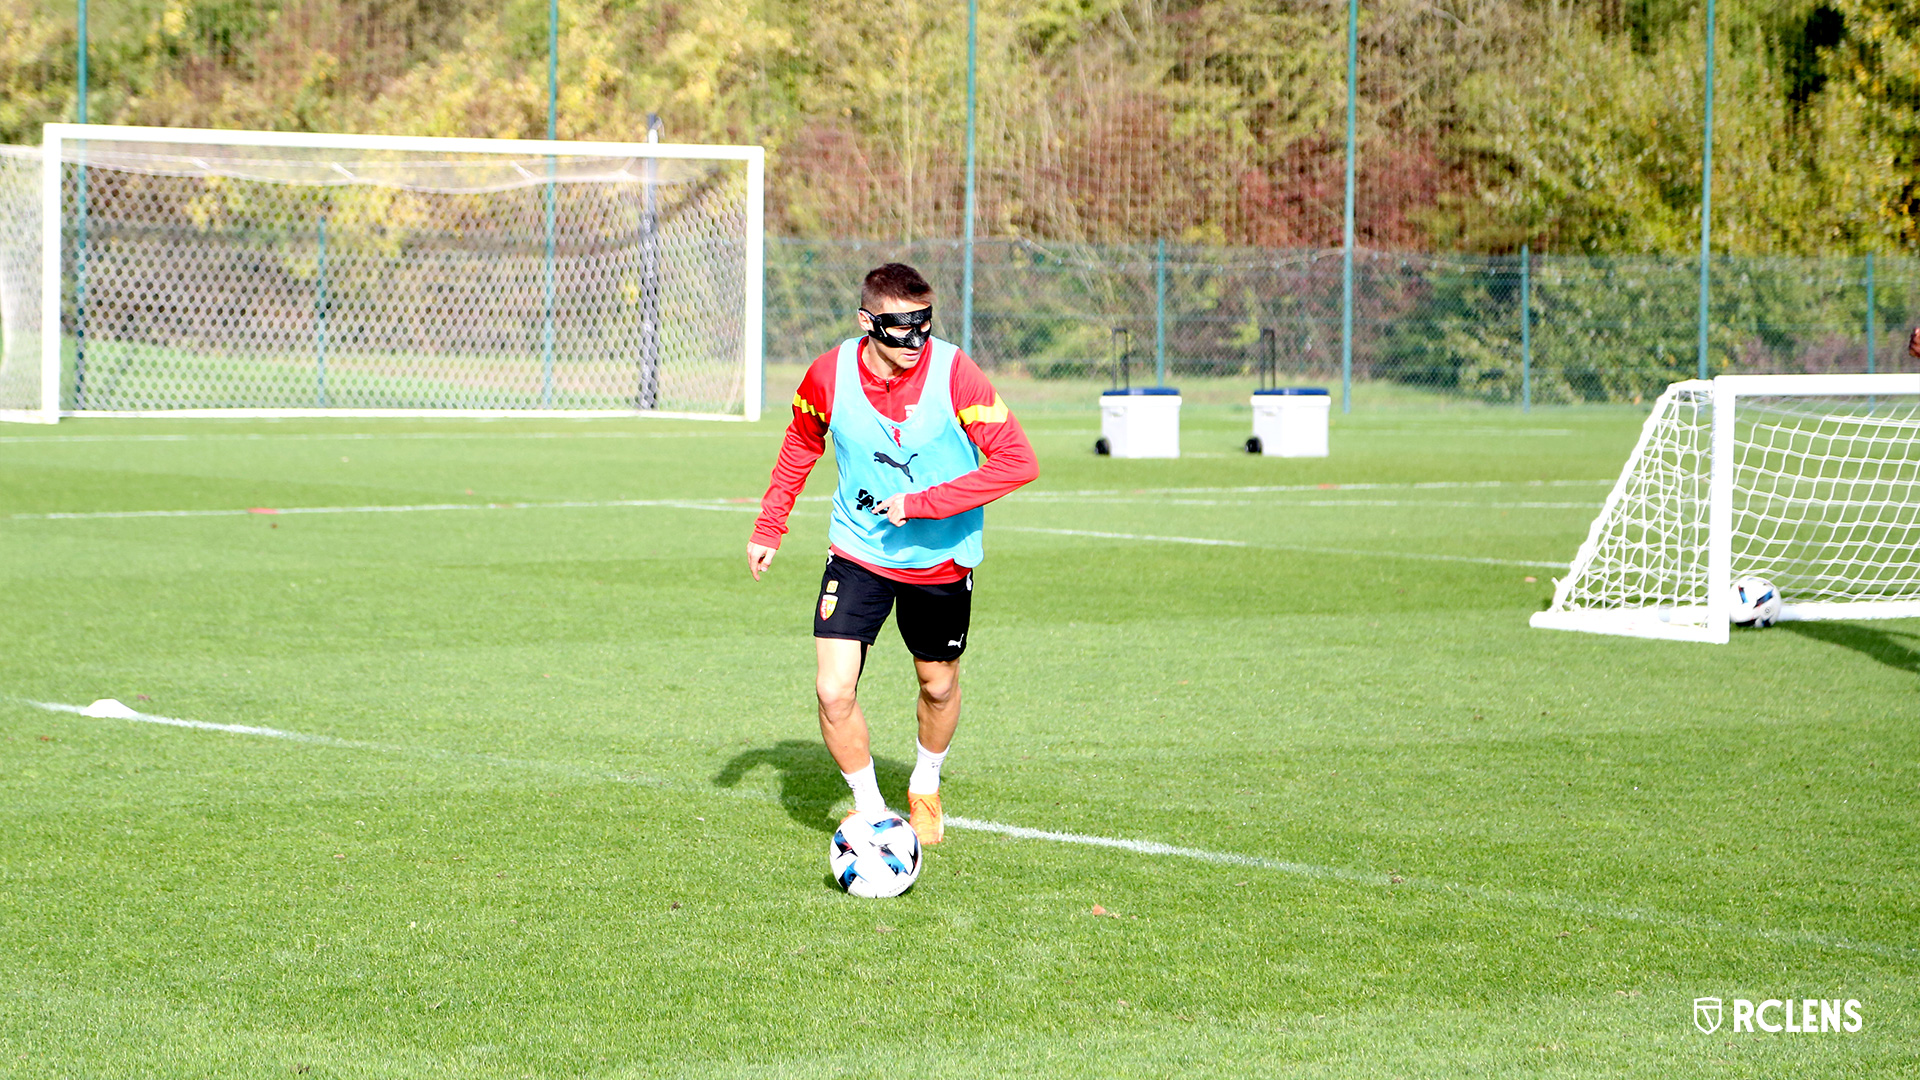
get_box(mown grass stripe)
[19,696,1912,964]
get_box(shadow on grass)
[1780,621,1920,677]
[712,738,911,834]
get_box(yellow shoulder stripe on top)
[792,392,828,423]
[958,394,1009,426]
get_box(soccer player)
[747,263,1038,846]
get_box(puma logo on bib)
[873,451,919,483]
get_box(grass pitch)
[1,394,1915,1078]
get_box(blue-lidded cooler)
[1249,387,1330,457]
[1097,386,1181,458]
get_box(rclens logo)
[1694,997,1862,1034]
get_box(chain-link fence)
[769,240,1917,406]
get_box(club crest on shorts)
[819,594,838,620]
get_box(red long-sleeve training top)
[751,338,1038,584]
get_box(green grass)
[1,403,1915,1078]
[58,339,744,415]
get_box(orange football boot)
[907,791,944,845]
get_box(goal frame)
[21,123,764,424]
[1531,372,1920,643]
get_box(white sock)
[908,741,948,795]
[842,760,886,814]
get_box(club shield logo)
[1694,998,1724,1035]
[819,594,838,620]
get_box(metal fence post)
[638,116,662,408]
[316,215,328,407]
[1340,0,1357,414]
[540,0,558,409]
[1865,251,1877,374]
[961,0,977,357]
[1521,244,1532,413]
[73,0,90,408]
[1155,237,1167,386]
[1695,0,1717,382]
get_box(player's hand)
[871,494,911,526]
[1908,327,1920,360]
[747,542,777,580]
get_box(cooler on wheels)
[1248,387,1330,457]
[1097,387,1181,459]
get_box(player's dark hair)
[861,263,934,310]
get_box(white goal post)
[1533,373,1920,643]
[0,123,764,423]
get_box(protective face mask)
[861,306,932,352]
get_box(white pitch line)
[1015,479,1613,498]
[5,501,1564,568]
[8,498,762,522]
[1003,526,1568,569]
[1007,526,1250,548]
[1350,427,1576,437]
[0,430,763,445]
[946,817,1380,882]
[17,696,1913,962]
[1014,497,1601,510]
[29,699,379,750]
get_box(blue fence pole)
[1695,0,1717,381]
[1340,0,1357,413]
[316,216,328,406]
[961,0,977,357]
[1521,244,1531,413]
[1154,237,1167,386]
[540,0,558,409]
[73,0,89,408]
[1865,251,1877,374]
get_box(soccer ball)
[830,809,922,898]
[1729,575,1783,628]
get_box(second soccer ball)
[1729,576,1783,628]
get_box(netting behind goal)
[1,125,763,421]
[0,145,43,420]
[1734,394,1920,608]
[1534,375,1920,642]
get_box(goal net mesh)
[0,145,41,415]
[15,134,752,415]
[1548,382,1920,621]
[1733,395,1920,605]
[1555,383,1712,614]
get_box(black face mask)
[861,306,932,352]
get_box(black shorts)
[813,554,973,662]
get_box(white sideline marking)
[0,430,761,445]
[945,817,1377,882]
[17,696,1913,962]
[9,498,761,522]
[1017,479,1613,498]
[1004,526,1568,569]
[6,501,1563,569]
[1015,497,1600,509]
[1356,427,1576,437]
[1008,526,1251,548]
[32,698,379,750]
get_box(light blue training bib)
[826,337,986,570]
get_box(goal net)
[0,124,763,423]
[1533,374,1920,642]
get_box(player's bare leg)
[912,658,960,754]
[817,637,885,816]
[907,657,958,843]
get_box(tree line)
[0,0,1913,254]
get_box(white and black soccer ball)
[1729,575,1783,628]
[830,809,922,898]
